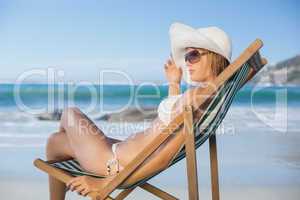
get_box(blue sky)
[0,0,299,84]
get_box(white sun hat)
[169,22,232,86]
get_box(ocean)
[1,84,299,110]
[0,84,299,199]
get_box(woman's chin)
[190,77,202,83]
[190,75,212,83]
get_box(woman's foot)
[66,175,113,197]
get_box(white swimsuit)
[157,84,203,125]
[106,142,121,175]
[106,94,184,174]
[157,94,183,125]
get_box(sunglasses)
[185,50,209,64]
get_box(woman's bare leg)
[46,107,121,199]
[59,107,114,175]
[46,131,75,200]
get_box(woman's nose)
[186,62,193,68]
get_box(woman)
[46,22,231,199]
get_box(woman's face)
[185,47,214,82]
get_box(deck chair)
[34,39,267,200]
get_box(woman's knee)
[60,107,82,129]
[61,107,98,136]
[61,107,81,119]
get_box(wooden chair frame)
[33,106,218,200]
[34,39,267,200]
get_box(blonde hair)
[205,50,230,76]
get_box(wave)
[0,133,48,138]
[0,111,36,122]
[0,143,45,148]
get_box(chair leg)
[114,187,135,200]
[91,196,115,200]
[209,134,220,200]
[184,105,199,200]
[139,182,178,200]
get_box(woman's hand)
[66,175,105,197]
[164,57,182,84]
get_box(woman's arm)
[164,57,182,96]
[168,82,181,96]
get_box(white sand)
[1,179,300,200]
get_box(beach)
[0,84,299,199]
[1,0,299,198]
[1,179,299,199]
